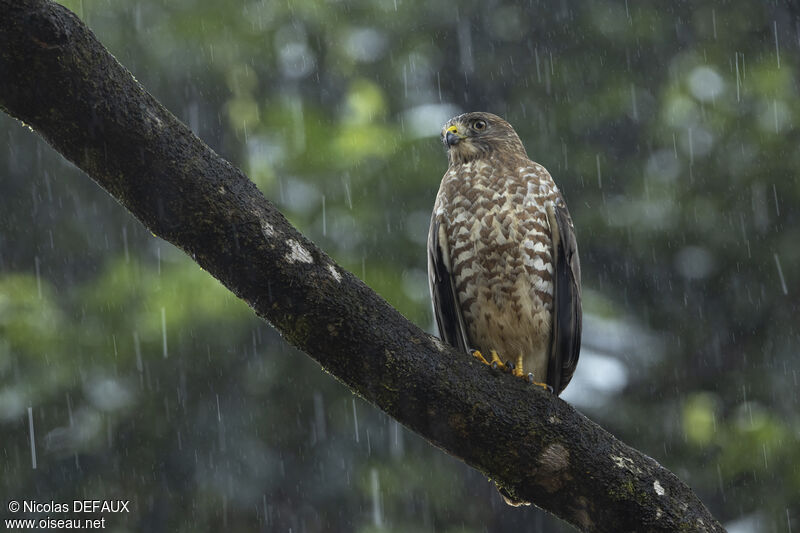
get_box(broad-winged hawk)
[428,112,581,394]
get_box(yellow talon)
[472,350,554,392]
[526,374,554,393]
[488,349,504,368]
[472,349,513,372]
[513,354,524,378]
[471,350,491,365]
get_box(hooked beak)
[444,125,463,148]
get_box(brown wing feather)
[427,216,471,354]
[547,199,582,394]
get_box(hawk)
[428,112,581,395]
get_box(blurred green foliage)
[2,0,799,531]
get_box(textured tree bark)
[0,2,725,531]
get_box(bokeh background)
[2,1,799,531]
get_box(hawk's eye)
[472,120,487,131]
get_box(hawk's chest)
[435,160,558,281]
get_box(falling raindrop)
[371,468,383,527]
[28,406,37,469]
[290,97,305,152]
[596,154,602,189]
[34,255,41,299]
[352,398,359,443]
[66,393,73,426]
[161,307,168,358]
[739,213,751,259]
[457,18,474,74]
[773,254,788,295]
[122,226,130,262]
[321,195,326,236]
[133,332,143,372]
[711,9,717,39]
[390,419,404,458]
[343,176,352,209]
[313,392,327,441]
[752,182,768,232]
[774,100,779,133]
[772,184,780,217]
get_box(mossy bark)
[0,2,725,531]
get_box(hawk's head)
[441,112,527,166]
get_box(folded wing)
[428,217,471,354]
[546,199,582,394]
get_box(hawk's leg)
[471,349,491,366]
[513,355,554,393]
[513,354,525,378]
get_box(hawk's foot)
[471,349,491,366]
[471,351,553,392]
[471,349,514,373]
[526,374,554,393]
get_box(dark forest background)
[1,1,798,531]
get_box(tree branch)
[0,2,724,531]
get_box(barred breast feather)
[429,153,580,393]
